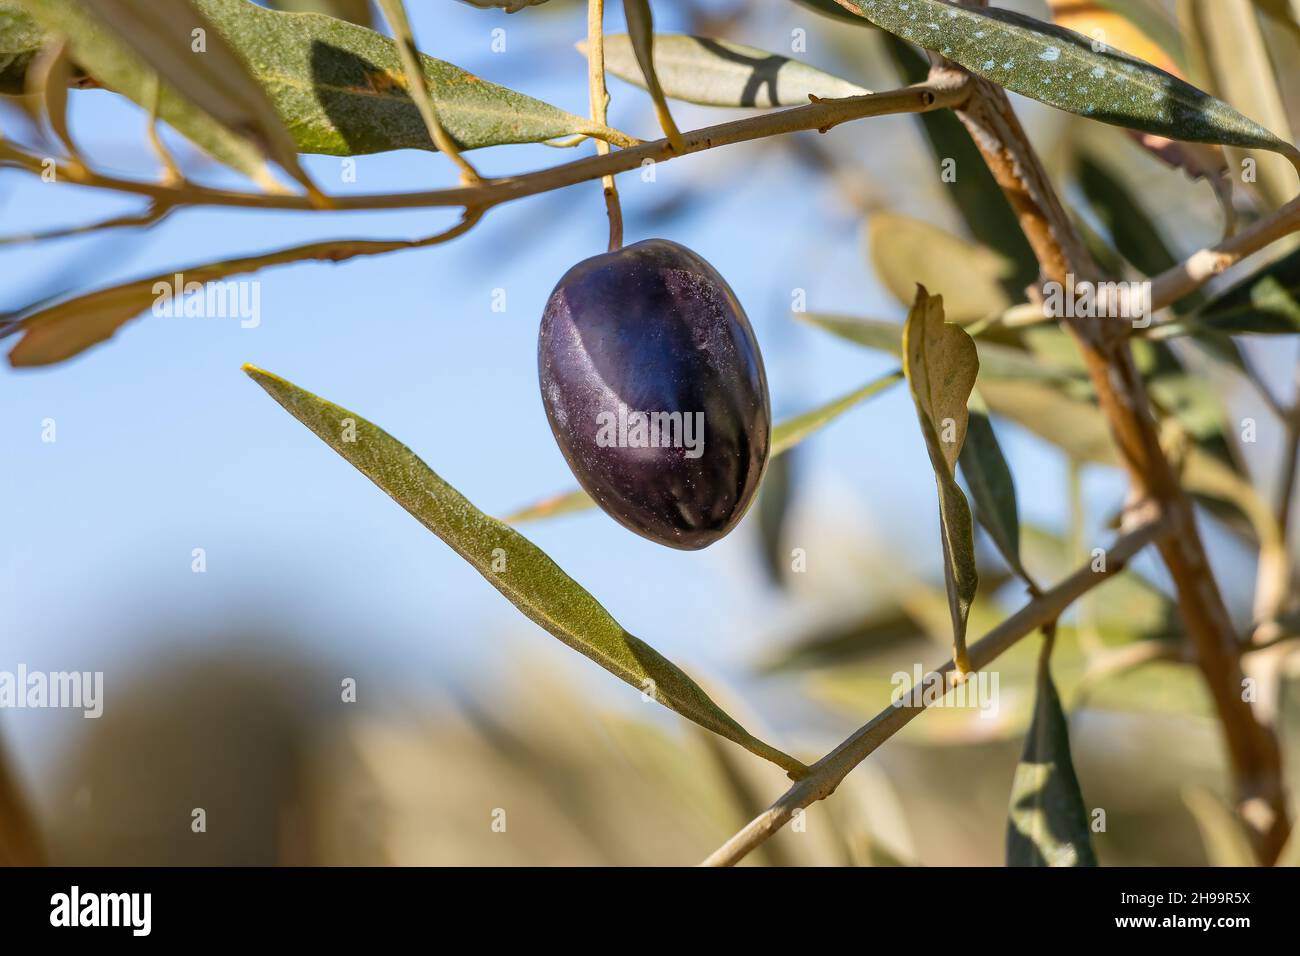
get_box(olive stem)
[586,0,624,251]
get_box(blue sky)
[0,1,1182,789]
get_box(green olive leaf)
[974,378,1118,466]
[195,0,632,154]
[6,236,452,368]
[840,0,1300,162]
[0,1,48,93]
[15,0,628,163]
[773,370,903,454]
[505,371,903,524]
[959,391,1030,586]
[902,286,980,671]
[755,450,795,588]
[797,312,1084,389]
[759,605,923,674]
[243,365,808,779]
[797,313,905,356]
[76,0,324,198]
[868,213,1013,323]
[1007,635,1098,866]
[503,489,595,526]
[20,0,276,182]
[954,372,1284,603]
[589,33,869,107]
[374,0,462,165]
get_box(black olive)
[538,239,770,550]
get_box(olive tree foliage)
[2,0,1300,867]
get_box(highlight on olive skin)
[538,239,770,550]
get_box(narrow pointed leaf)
[15,0,624,160]
[839,0,1300,161]
[798,313,905,356]
[1077,155,1188,291]
[868,213,1012,323]
[798,312,1083,388]
[755,451,795,587]
[7,236,444,367]
[959,391,1029,585]
[0,2,50,93]
[975,378,1118,466]
[74,0,322,197]
[195,0,629,155]
[502,489,594,525]
[506,372,903,524]
[20,0,272,180]
[759,605,922,674]
[243,365,808,778]
[591,33,869,107]
[772,370,903,455]
[1007,636,1098,866]
[902,287,980,669]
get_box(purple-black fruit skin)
[538,239,771,550]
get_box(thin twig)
[0,202,172,245]
[1146,197,1300,314]
[937,41,1292,862]
[0,82,970,215]
[587,0,623,251]
[700,512,1171,867]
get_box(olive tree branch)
[932,30,1292,861]
[0,81,971,216]
[700,511,1172,867]
[1145,196,1300,314]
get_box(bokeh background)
[2,0,1299,865]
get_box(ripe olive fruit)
[538,239,770,550]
